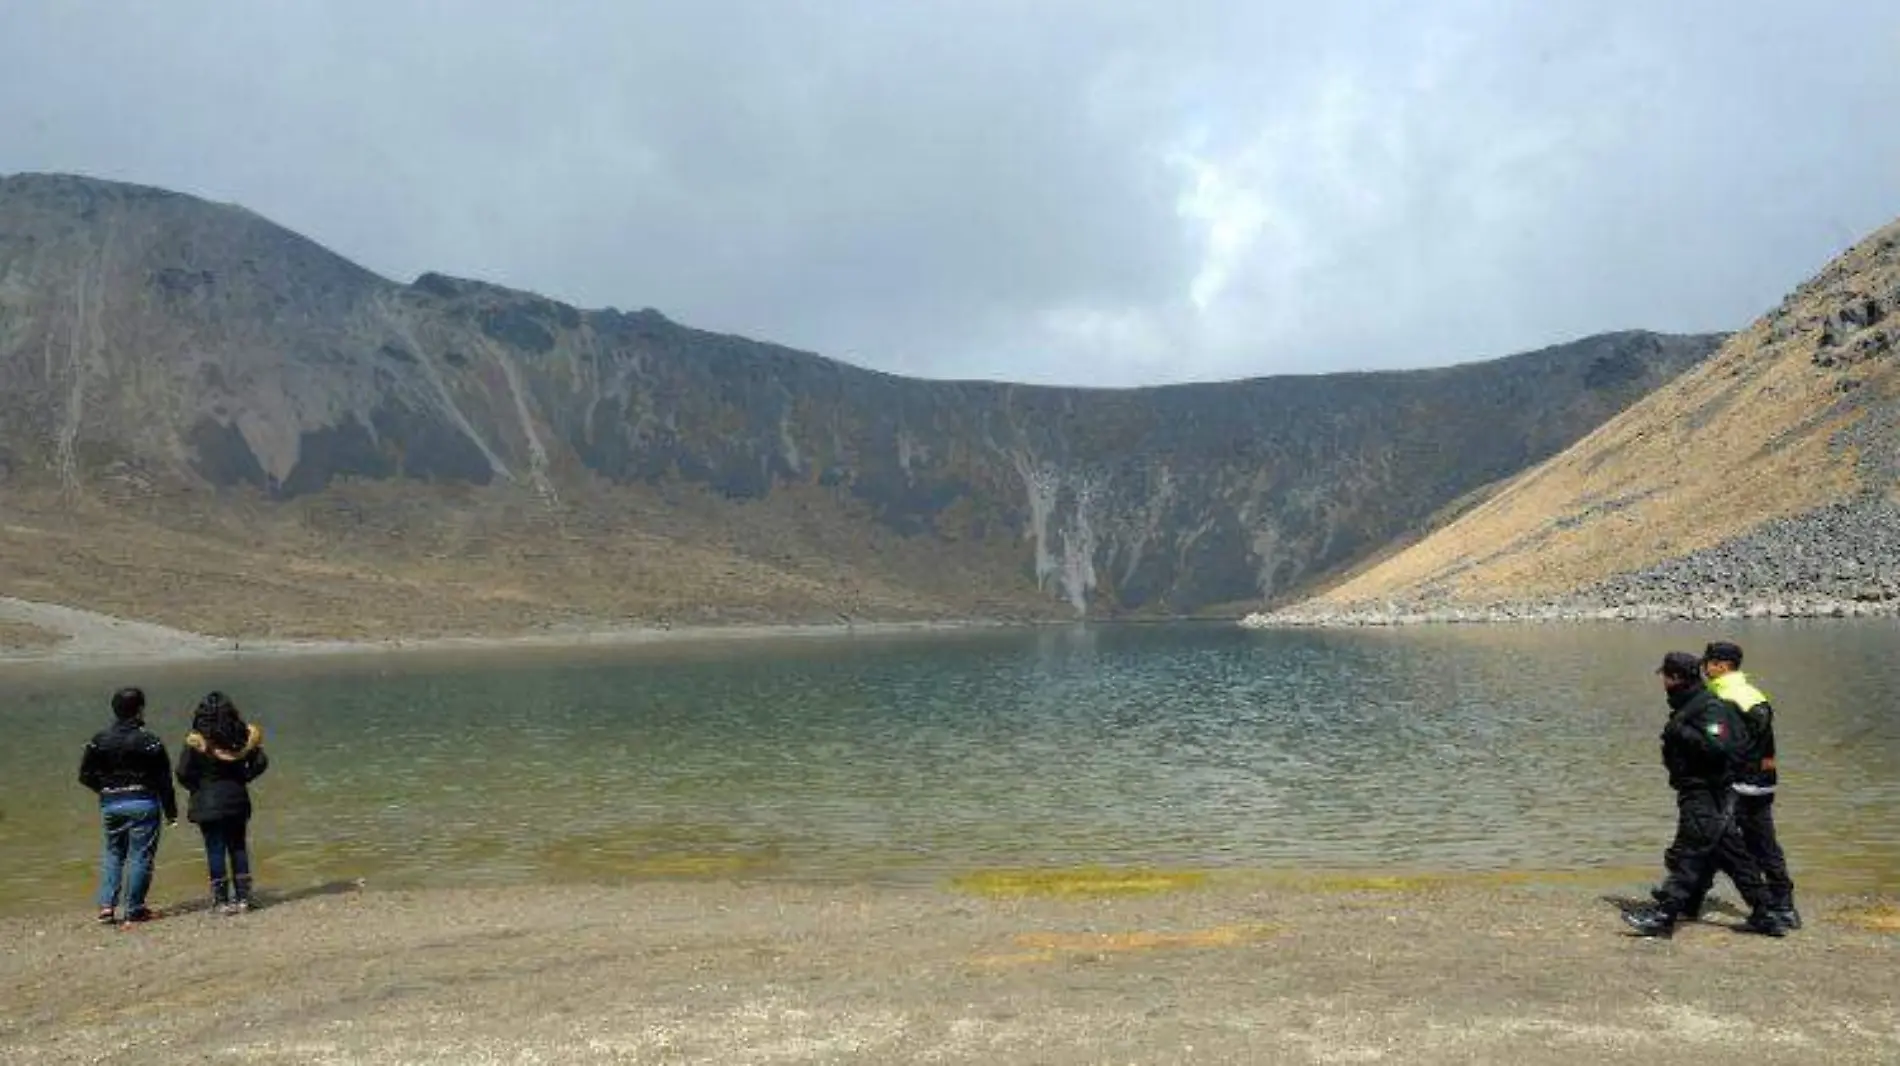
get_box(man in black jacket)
[1623,652,1786,938]
[78,687,178,925]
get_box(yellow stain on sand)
[968,922,1279,967]
[1836,901,1900,933]
[948,866,1209,898]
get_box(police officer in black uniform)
[1624,652,1786,938]
[1700,640,1799,929]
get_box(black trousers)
[1721,792,1794,910]
[198,817,253,902]
[1659,788,1771,914]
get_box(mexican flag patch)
[1705,721,1728,739]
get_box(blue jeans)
[96,796,162,913]
[199,817,252,903]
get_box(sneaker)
[230,899,251,915]
[1622,905,1677,938]
[1771,907,1801,932]
[95,907,117,925]
[120,908,157,927]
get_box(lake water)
[2,621,1896,916]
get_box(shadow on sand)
[159,878,365,918]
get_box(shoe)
[1741,910,1788,937]
[1623,905,1677,938]
[120,908,156,927]
[1649,888,1702,920]
[1772,907,1802,931]
[95,907,117,925]
[230,899,251,915]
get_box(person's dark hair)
[110,687,146,721]
[192,690,248,751]
[1657,651,1703,682]
[1702,641,1744,668]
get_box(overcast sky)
[3,2,1897,385]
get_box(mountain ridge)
[0,172,1721,638]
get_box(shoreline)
[0,594,1042,672]
[8,589,1900,670]
[3,877,1896,1064]
[1241,596,1900,628]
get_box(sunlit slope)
[1307,217,1900,608]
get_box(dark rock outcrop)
[1584,496,1900,608]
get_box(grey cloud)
[2,0,1896,385]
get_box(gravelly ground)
[3,879,1896,1065]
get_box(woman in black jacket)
[175,691,269,914]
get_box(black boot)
[209,878,230,916]
[1623,904,1678,938]
[1740,909,1788,937]
[1775,893,1801,930]
[1650,886,1703,920]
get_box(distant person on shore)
[1699,640,1800,930]
[78,686,178,926]
[1624,652,1786,938]
[175,691,269,914]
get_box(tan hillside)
[0,482,1048,642]
[1307,217,1900,609]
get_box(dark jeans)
[198,817,253,903]
[96,795,163,913]
[1658,788,1771,914]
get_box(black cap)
[1657,651,1703,680]
[1702,641,1743,667]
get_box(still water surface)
[1,621,1895,915]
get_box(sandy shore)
[0,595,1016,672]
[2,877,1896,1064]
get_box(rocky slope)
[0,173,1717,637]
[1257,216,1900,625]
